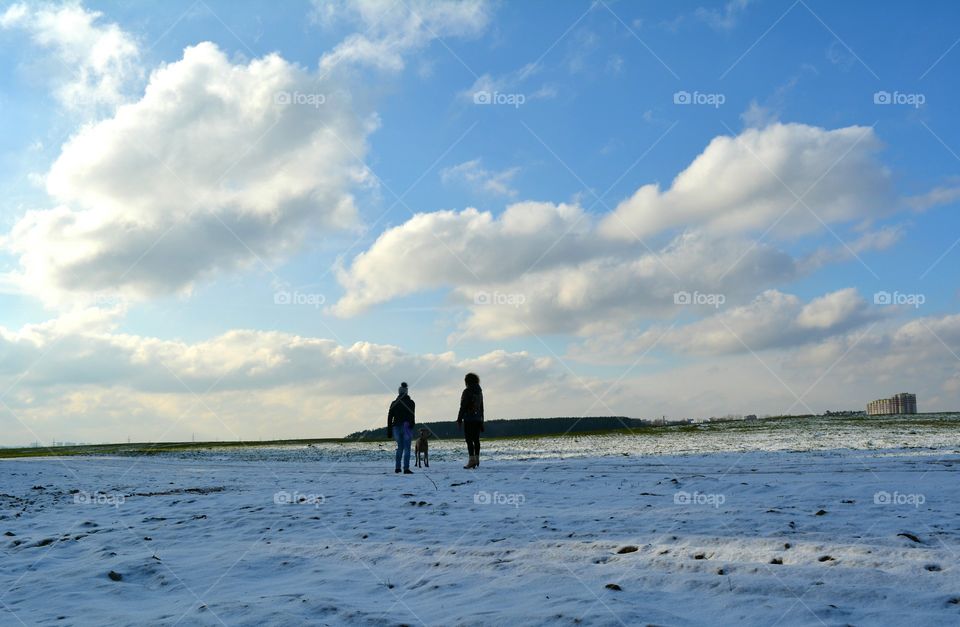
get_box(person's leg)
[463,424,475,468]
[402,424,412,470]
[464,427,476,456]
[464,423,480,468]
[394,428,403,471]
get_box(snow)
[3,438,960,625]
[147,413,960,464]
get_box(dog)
[415,428,430,468]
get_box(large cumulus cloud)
[599,123,892,240]
[3,42,371,303]
[332,123,924,340]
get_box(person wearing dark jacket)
[456,372,484,469]
[387,382,416,474]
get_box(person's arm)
[457,389,467,425]
[409,398,415,426]
[479,391,485,431]
[387,400,395,436]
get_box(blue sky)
[1,0,959,445]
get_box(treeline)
[346,416,651,440]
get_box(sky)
[1,0,959,445]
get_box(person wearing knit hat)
[387,382,416,474]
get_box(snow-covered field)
[128,413,960,465]
[3,437,960,625]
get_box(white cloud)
[740,100,777,128]
[800,225,905,272]
[453,232,798,339]
[905,181,960,212]
[333,201,597,316]
[5,304,960,444]
[695,0,753,30]
[459,62,556,104]
[3,42,372,304]
[3,1,499,306]
[335,222,800,340]
[566,287,881,364]
[0,309,593,443]
[597,310,960,417]
[440,158,519,197]
[600,123,894,241]
[606,54,624,75]
[1,2,141,114]
[335,123,909,339]
[565,28,598,74]
[783,313,960,405]
[317,0,491,73]
[670,287,877,355]
[740,67,817,129]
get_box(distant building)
[867,393,917,415]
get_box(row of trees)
[347,416,652,440]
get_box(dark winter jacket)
[457,383,484,424]
[387,394,415,430]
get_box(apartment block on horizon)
[866,392,917,415]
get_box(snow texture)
[2,440,959,625]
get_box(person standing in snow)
[387,382,416,474]
[456,372,484,469]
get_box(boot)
[463,455,477,469]
[475,452,479,467]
